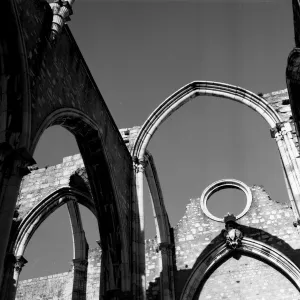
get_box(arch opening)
[28,109,127,292]
[197,253,300,300]
[180,238,300,300]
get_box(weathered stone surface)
[145,184,300,299]
[17,178,300,299]
[16,247,101,300]
[199,255,299,300]
[16,154,88,220]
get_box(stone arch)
[12,188,93,300]
[133,81,282,161]
[13,187,95,258]
[180,237,300,300]
[132,81,290,297]
[0,187,94,300]
[29,108,130,293]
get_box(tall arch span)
[132,80,282,160]
[131,81,291,298]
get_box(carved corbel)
[132,156,148,173]
[223,214,243,250]
[49,0,75,41]
[14,256,28,274]
[0,143,36,177]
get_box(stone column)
[0,254,17,300]
[272,122,300,222]
[159,243,175,300]
[0,255,27,300]
[71,258,88,300]
[132,158,147,299]
[0,144,35,290]
[13,256,27,287]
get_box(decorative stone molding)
[0,143,36,177]
[180,238,300,300]
[225,229,243,250]
[49,0,75,41]
[14,256,27,274]
[133,158,148,174]
[132,81,283,161]
[200,179,252,222]
[72,258,88,272]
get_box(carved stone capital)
[271,122,293,141]
[158,242,174,255]
[72,258,88,272]
[0,143,36,177]
[14,256,28,274]
[50,0,75,41]
[133,159,148,173]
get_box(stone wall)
[16,272,73,300]
[145,184,300,299]
[16,154,86,220]
[198,255,299,300]
[16,247,101,300]
[16,183,300,299]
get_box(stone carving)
[224,213,243,250]
[49,0,75,40]
[225,228,243,250]
[14,256,28,274]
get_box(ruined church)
[2,0,300,299]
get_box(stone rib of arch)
[13,187,95,257]
[180,237,300,300]
[133,81,283,161]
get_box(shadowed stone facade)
[3,0,300,298]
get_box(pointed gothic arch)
[131,81,300,297]
[180,238,300,300]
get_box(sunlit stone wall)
[16,247,101,300]
[145,185,300,299]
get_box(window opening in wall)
[206,188,247,219]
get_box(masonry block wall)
[86,248,101,300]
[16,272,73,300]
[145,185,300,299]
[17,183,300,299]
[16,154,86,220]
[16,247,101,300]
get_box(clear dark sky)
[20,1,294,280]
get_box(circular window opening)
[206,188,247,219]
[200,179,252,222]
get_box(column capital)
[133,157,148,173]
[158,242,174,255]
[271,121,293,140]
[14,255,28,274]
[72,258,88,272]
[0,143,36,176]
